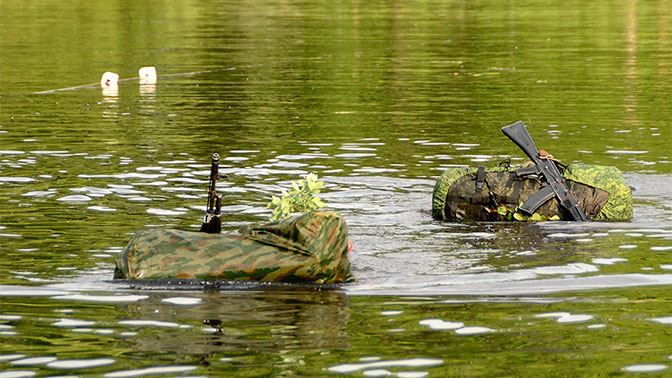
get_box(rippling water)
[1,0,671,376]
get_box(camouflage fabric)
[432,164,632,222]
[114,211,352,284]
[432,167,473,219]
[431,166,509,219]
[562,164,632,221]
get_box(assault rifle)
[199,153,223,233]
[502,121,588,221]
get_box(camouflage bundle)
[432,163,632,222]
[114,211,352,284]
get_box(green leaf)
[513,212,526,221]
[313,197,326,208]
[267,174,328,220]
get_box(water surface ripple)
[0,0,671,376]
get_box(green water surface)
[1,0,671,376]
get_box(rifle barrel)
[200,152,223,233]
[206,153,220,212]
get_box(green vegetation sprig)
[496,204,560,222]
[267,173,326,221]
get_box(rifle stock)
[502,121,588,221]
[502,121,539,162]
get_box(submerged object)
[100,71,119,88]
[432,163,632,221]
[432,121,632,222]
[138,66,157,85]
[114,211,352,284]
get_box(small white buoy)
[100,71,119,88]
[139,66,157,85]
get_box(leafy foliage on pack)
[495,204,560,222]
[268,173,326,221]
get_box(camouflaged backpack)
[432,163,632,222]
[114,211,352,283]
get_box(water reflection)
[139,84,156,97]
[124,290,350,356]
[101,87,119,118]
[3,285,672,376]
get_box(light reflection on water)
[0,148,671,293]
[3,287,672,376]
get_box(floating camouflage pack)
[432,163,632,222]
[114,211,352,284]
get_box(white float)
[100,71,119,88]
[139,66,157,85]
